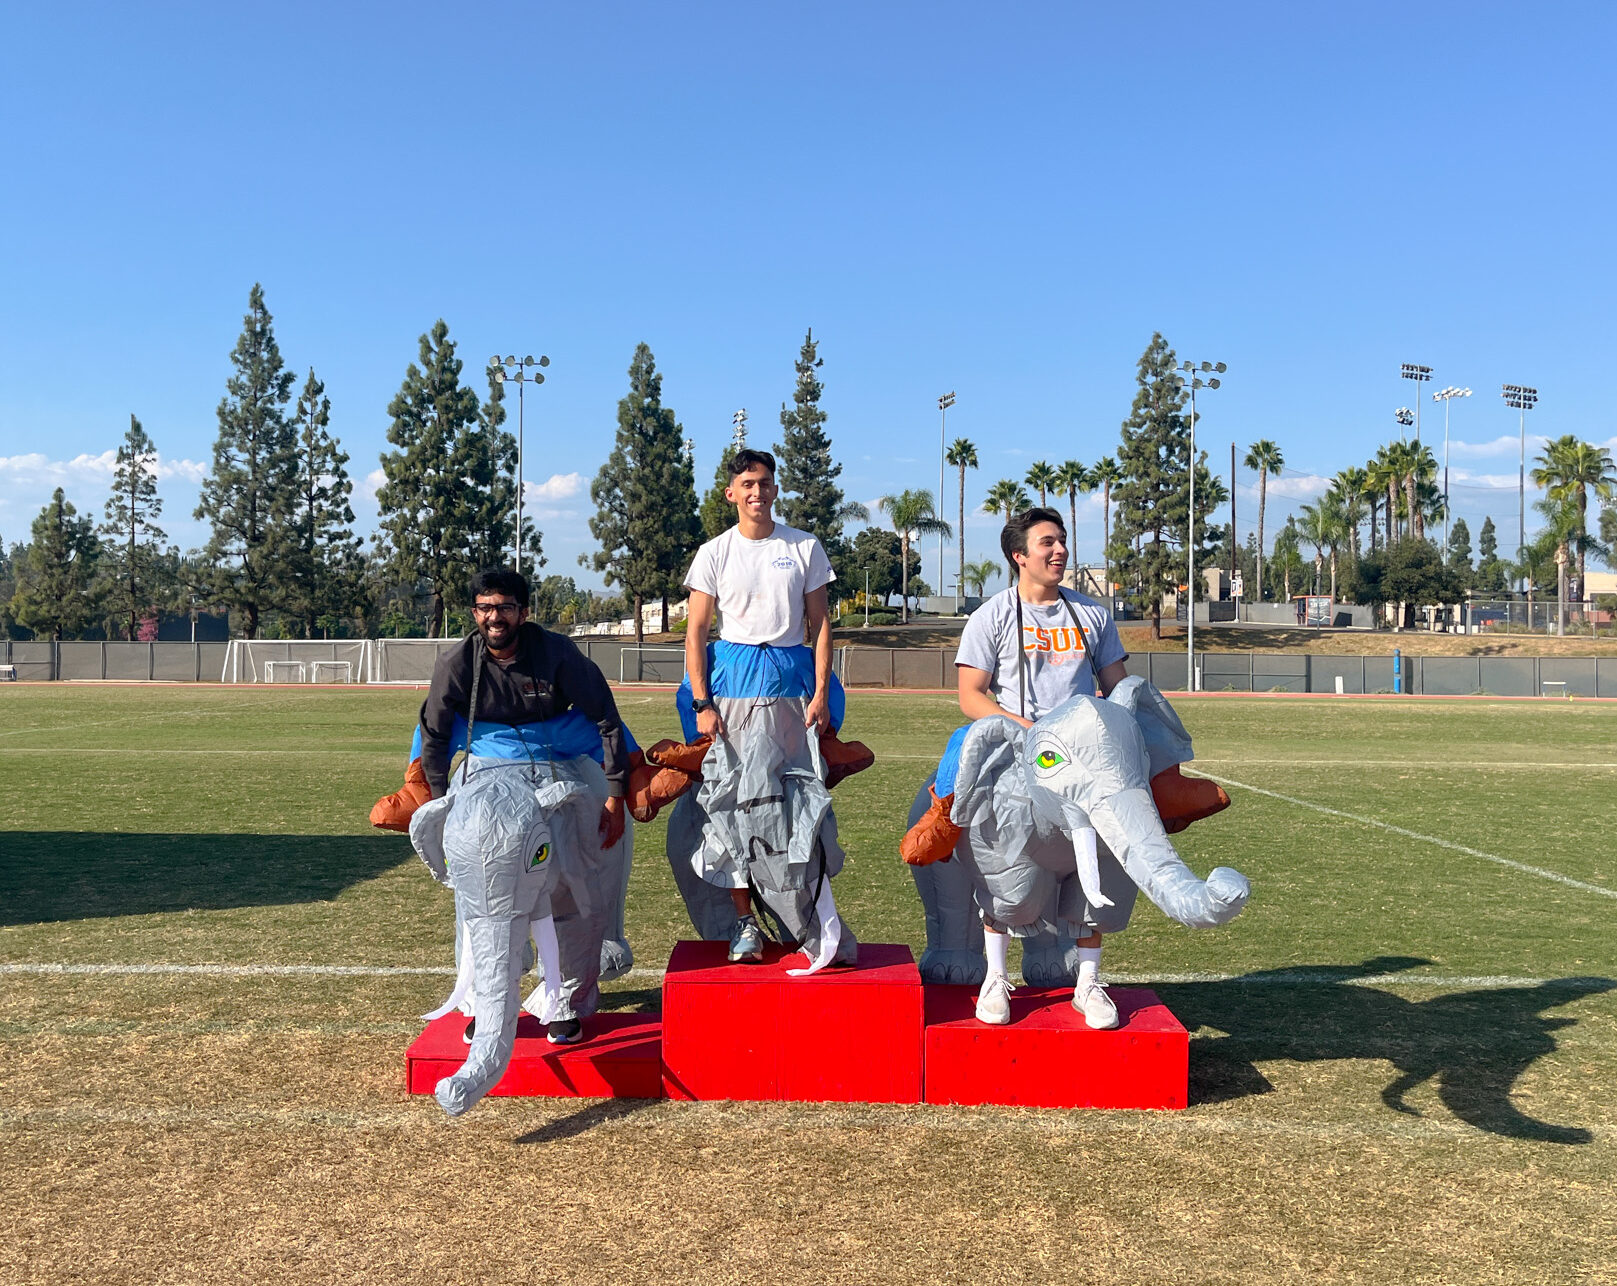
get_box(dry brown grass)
[3,977,1614,1286]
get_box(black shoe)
[547,1018,583,1046]
[462,1018,475,1044]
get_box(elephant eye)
[1034,750,1066,770]
[529,842,550,869]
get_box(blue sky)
[3,2,1613,591]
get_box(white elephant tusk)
[1074,826,1114,909]
[521,914,564,1023]
[423,919,476,1021]
[787,880,844,977]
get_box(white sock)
[985,927,1009,979]
[1077,944,1102,988]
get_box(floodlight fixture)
[1214,362,1227,373]
[504,355,516,365]
[1501,383,1539,591]
[493,369,506,383]
[538,355,550,367]
[523,355,535,366]
[1395,407,1414,427]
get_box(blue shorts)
[676,640,846,741]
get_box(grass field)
[3,684,1615,1284]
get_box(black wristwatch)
[691,697,715,714]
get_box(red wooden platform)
[660,940,924,1104]
[923,985,1188,1109]
[405,1009,663,1100]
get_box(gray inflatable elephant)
[907,676,1248,986]
[410,753,617,1117]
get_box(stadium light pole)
[1174,360,1226,691]
[491,354,550,574]
[937,391,956,602]
[1432,386,1471,552]
[1502,384,1539,594]
[1400,363,1432,441]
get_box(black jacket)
[419,623,628,799]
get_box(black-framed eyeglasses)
[473,602,521,618]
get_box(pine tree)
[376,320,484,638]
[700,444,740,540]
[11,489,103,639]
[1447,517,1473,573]
[100,414,167,640]
[773,328,848,556]
[1475,515,1505,594]
[283,370,365,637]
[195,284,298,638]
[587,344,702,641]
[1110,333,1200,639]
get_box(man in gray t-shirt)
[952,507,1129,1031]
[955,584,1126,722]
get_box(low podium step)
[661,941,924,1103]
[406,1010,663,1100]
[924,985,1188,1110]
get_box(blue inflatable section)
[675,641,846,741]
[933,724,972,797]
[407,709,639,766]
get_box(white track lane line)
[1202,773,1617,901]
[3,963,1609,989]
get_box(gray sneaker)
[1072,979,1120,1030]
[975,973,1012,1025]
[728,914,765,963]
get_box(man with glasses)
[419,567,628,1043]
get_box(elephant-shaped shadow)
[1157,956,1616,1144]
[411,753,625,1117]
[908,678,1247,986]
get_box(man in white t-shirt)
[674,448,858,970]
[957,507,1128,1028]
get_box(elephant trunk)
[1088,789,1249,929]
[434,914,528,1117]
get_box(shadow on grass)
[513,1096,654,1145]
[1,831,414,926]
[1157,955,1616,1144]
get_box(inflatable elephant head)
[908,677,1247,985]
[410,758,599,1117]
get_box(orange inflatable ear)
[899,787,962,866]
[370,758,432,832]
[819,729,875,789]
[1150,763,1230,835]
[626,737,713,824]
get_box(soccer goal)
[221,640,374,683]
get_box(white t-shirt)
[683,522,835,647]
[954,586,1127,719]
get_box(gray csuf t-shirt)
[954,586,1127,719]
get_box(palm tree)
[877,489,951,624]
[1369,445,1402,544]
[983,479,1031,523]
[1296,501,1332,597]
[945,438,978,609]
[1055,460,1091,568]
[963,558,1001,596]
[1407,442,1438,542]
[1271,516,1302,601]
[1533,435,1617,609]
[1243,440,1284,602]
[1025,460,1058,507]
[1331,467,1369,562]
[1090,456,1122,598]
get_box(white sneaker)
[975,973,1012,1025]
[1073,979,1119,1030]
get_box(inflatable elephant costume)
[410,747,625,1117]
[907,676,1249,986]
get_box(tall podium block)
[661,941,924,1103]
[923,985,1188,1110]
[406,1010,664,1100]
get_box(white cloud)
[529,472,584,503]
[1265,473,1331,500]
[1447,434,1548,460]
[357,468,387,505]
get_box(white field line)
[1203,772,1617,901]
[2,962,1609,990]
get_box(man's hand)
[695,705,726,741]
[803,690,831,733]
[598,795,626,849]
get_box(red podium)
[923,985,1188,1109]
[405,1010,663,1100]
[660,941,924,1104]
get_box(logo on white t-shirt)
[771,556,797,571]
